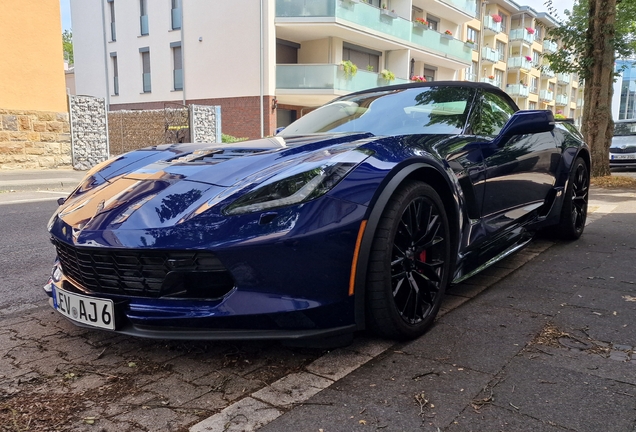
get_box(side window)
[474,91,516,137]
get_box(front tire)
[555,156,589,240]
[366,181,451,340]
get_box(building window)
[172,0,182,30]
[529,101,537,110]
[495,69,504,87]
[466,61,477,81]
[467,27,479,45]
[496,41,506,62]
[140,48,151,92]
[530,77,538,94]
[427,15,439,31]
[424,66,436,82]
[111,53,119,95]
[108,0,116,41]
[342,43,381,73]
[140,0,148,35]
[532,50,540,67]
[534,26,542,41]
[500,13,508,33]
[549,82,555,93]
[172,44,183,90]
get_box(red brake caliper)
[419,250,427,262]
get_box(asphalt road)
[0,198,60,315]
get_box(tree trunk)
[581,0,616,177]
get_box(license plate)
[52,285,115,330]
[611,153,636,160]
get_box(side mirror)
[499,110,555,139]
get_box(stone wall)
[69,95,108,170]
[191,104,221,143]
[0,109,71,170]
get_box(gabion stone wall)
[69,95,108,170]
[191,105,221,143]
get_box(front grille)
[53,239,235,299]
[610,147,636,154]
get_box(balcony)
[412,0,477,22]
[543,40,557,53]
[541,67,555,79]
[557,73,571,84]
[481,47,498,63]
[509,28,534,45]
[507,56,532,71]
[481,77,500,87]
[276,64,409,97]
[555,94,568,106]
[506,84,529,97]
[577,98,583,107]
[482,15,501,34]
[540,89,553,101]
[275,0,472,65]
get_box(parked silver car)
[610,120,636,168]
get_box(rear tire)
[366,181,451,340]
[554,157,589,240]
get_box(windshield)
[279,86,476,137]
[614,121,636,136]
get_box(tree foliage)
[543,0,636,177]
[63,29,73,64]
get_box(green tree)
[62,29,73,64]
[544,0,636,177]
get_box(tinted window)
[614,121,636,136]
[473,91,516,136]
[279,86,476,137]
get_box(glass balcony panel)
[557,73,571,84]
[509,28,534,44]
[481,47,498,63]
[540,90,554,101]
[555,95,568,105]
[439,0,477,17]
[506,84,529,97]
[541,67,555,78]
[140,15,149,35]
[143,73,151,93]
[276,64,409,93]
[507,56,532,70]
[275,0,472,64]
[483,15,501,33]
[543,40,557,53]
[173,69,183,90]
[172,7,182,30]
[480,77,500,87]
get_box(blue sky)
[60,0,71,31]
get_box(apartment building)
[71,0,479,138]
[0,0,71,169]
[461,1,583,124]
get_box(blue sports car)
[44,82,589,344]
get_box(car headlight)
[223,162,358,215]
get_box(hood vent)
[167,148,264,165]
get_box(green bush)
[222,133,248,143]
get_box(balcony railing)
[482,15,501,33]
[507,56,532,70]
[275,0,472,64]
[557,73,571,84]
[276,64,409,93]
[440,0,477,17]
[481,77,500,87]
[173,69,183,90]
[555,94,568,105]
[506,84,529,97]
[541,67,555,79]
[540,89,554,101]
[142,72,151,93]
[509,28,534,44]
[481,47,498,63]
[543,40,557,53]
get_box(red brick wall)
[110,96,277,140]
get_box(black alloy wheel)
[556,156,589,240]
[366,181,451,339]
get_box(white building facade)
[71,0,477,138]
